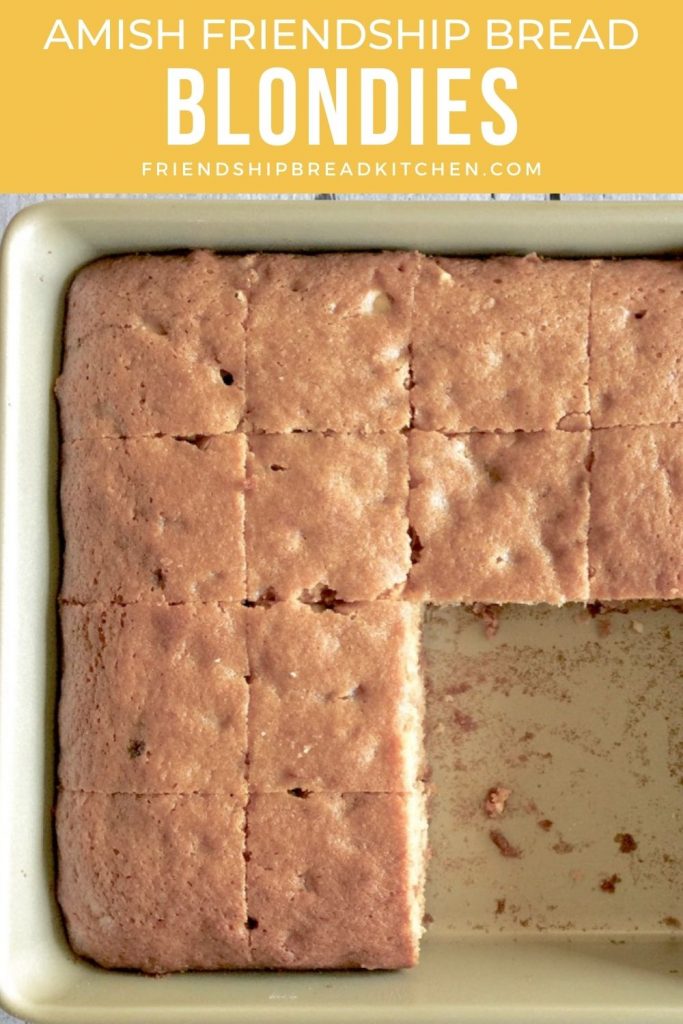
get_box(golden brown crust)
[56,792,250,972]
[245,433,410,602]
[590,259,683,428]
[59,603,248,795]
[60,434,246,603]
[407,430,590,603]
[589,425,683,599]
[58,251,254,438]
[246,792,426,969]
[245,251,419,432]
[411,255,592,433]
[246,602,423,792]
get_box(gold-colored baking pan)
[1,199,682,1023]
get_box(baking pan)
[1,199,682,1023]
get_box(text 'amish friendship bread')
[56,249,683,974]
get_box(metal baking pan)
[1,199,682,1023]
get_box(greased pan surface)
[1,199,682,1023]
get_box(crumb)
[489,829,522,859]
[127,739,146,759]
[453,710,477,732]
[599,874,621,893]
[615,832,638,854]
[552,839,574,854]
[485,786,512,818]
[422,912,434,926]
[495,898,506,915]
[538,819,553,832]
[631,620,644,633]
[662,916,681,929]
[558,412,590,432]
[588,601,630,618]
[471,603,500,639]
[596,618,611,637]
[443,682,471,697]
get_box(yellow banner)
[0,1,678,193]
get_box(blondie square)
[245,251,419,432]
[408,430,590,603]
[246,791,427,969]
[589,425,683,598]
[246,602,423,792]
[60,434,246,603]
[59,603,248,795]
[411,255,592,433]
[590,259,683,427]
[245,434,410,602]
[56,792,250,972]
[58,251,253,437]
